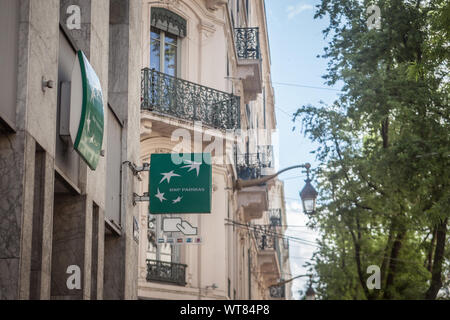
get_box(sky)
[264,0,342,299]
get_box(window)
[236,0,240,27]
[150,26,178,76]
[246,103,252,129]
[246,0,249,20]
[150,7,186,76]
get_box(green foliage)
[296,0,450,299]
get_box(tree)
[294,0,449,299]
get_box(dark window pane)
[150,38,160,71]
[165,32,177,45]
[164,42,177,76]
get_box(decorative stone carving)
[205,0,227,11]
[198,21,217,40]
[140,118,153,140]
[154,148,172,154]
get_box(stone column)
[105,0,142,300]
[0,0,59,300]
[58,0,109,300]
[50,194,87,299]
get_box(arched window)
[150,8,186,76]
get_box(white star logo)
[160,170,181,184]
[85,112,91,134]
[154,188,166,202]
[90,87,101,103]
[172,196,183,204]
[181,160,202,176]
[90,88,96,103]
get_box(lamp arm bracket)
[269,274,312,288]
[235,163,311,190]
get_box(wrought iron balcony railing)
[236,153,265,180]
[269,284,286,299]
[235,27,260,60]
[268,209,282,227]
[253,225,277,251]
[141,68,241,130]
[235,146,274,180]
[146,259,187,286]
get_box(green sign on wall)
[72,50,104,170]
[149,153,212,214]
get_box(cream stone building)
[138,0,292,300]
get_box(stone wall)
[0,0,141,300]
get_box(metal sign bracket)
[133,192,149,206]
[123,161,150,177]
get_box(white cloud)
[286,200,302,212]
[285,199,320,299]
[286,3,313,20]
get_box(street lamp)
[299,164,318,215]
[234,163,318,215]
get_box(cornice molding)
[204,0,227,11]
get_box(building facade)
[0,0,142,299]
[0,0,291,300]
[138,0,291,300]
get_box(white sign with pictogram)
[149,215,202,245]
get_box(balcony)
[235,147,274,221]
[146,259,187,286]
[234,28,262,103]
[253,225,281,285]
[141,68,240,131]
[235,27,260,60]
[268,209,282,227]
[237,185,268,221]
[253,225,277,251]
[235,146,274,180]
[236,153,265,180]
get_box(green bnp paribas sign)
[149,153,212,214]
[70,50,104,170]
